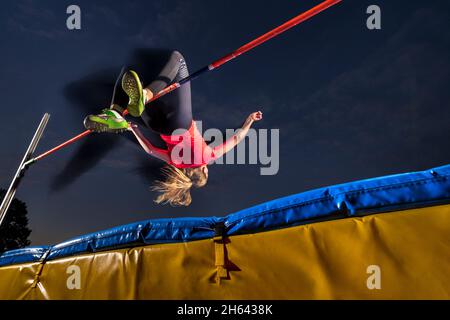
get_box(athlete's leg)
[111,67,130,112]
[83,51,193,135]
[141,51,193,135]
[144,51,185,94]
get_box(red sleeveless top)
[160,121,216,168]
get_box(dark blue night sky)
[0,0,449,245]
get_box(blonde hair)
[151,165,208,206]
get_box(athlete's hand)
[248,111,263,122]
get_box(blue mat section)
[0,246,50,267]
[1,164,449,267]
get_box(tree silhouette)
[0,189,31,254]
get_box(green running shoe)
[122,70,145,117]
[83,109,129,133]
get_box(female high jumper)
[84,50,262,206]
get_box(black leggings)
[114,50,193,135]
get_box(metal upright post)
[0,113,50,229]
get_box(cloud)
[128,0,207,46]
[6,0,66,39]
[282,6,450,158]
[90,5,123,28]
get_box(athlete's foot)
[83,109,129,133]
[143,88,154,104]
[110,103,125,114]
[122,70,145,117]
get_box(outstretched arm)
[128,124,171,163]
[213,111,263,159]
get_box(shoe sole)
[84,117,128,134]
[122,71,144,117]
